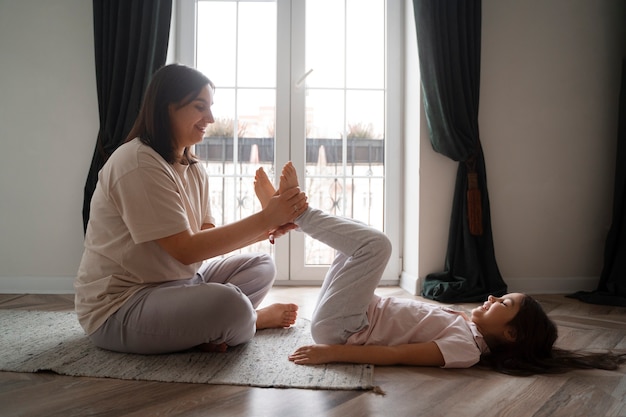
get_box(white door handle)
[295,69,314,88]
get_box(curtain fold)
[569,58,626,307]
[413,0,507,302]
[83,0,172,231]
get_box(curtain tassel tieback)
[467,171,483,236]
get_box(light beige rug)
[0,309,374,391]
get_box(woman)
[75,64,305,354]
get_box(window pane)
[207,172,272,255]
[197,2,237,86]
[346,0,385,89]
[346,90,385,140]
[238,89,276,142]
[305,90,344,140]
[305,0,345,88]
[238,2,276,87]
[351,176,384,229]
[208,87,236,132]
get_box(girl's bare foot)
[279,161,299,193]
[254,162,301,207]
[255,162,304,244]
[256,303,299,329]
[254,167,277,208]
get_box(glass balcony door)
[180,0,401,283]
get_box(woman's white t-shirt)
[75,138,215,334]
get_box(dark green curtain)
[413,0,507,302]
[82,0,172,231]
[569,59,626,307]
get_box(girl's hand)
[290,342,445,366]
[288,344,336,365]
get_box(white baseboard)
[399,271,421,295]
[0,274,599,296]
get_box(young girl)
[256,162,625,375]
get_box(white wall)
[0,1,98,292]
[0,0,624,294]
[404,0,626,294]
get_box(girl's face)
[471,293,525,343]
[168,85,215,160]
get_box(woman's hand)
[268,222,298,244]
[155,185,307,264]
[263,187,308,228]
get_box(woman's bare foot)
[256,303,298,329]
[254,167,277,208]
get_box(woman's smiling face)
[168,85,215,160]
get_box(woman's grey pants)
[89,253,275,354]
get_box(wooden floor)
[1,287,625,417]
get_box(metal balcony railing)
[195,137,384,165]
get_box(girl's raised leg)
[257,162,392,344]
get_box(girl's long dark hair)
[480,295,626,376]
[126,63,214,164]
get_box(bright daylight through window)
[181,0,401,282]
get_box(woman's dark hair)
[126,63,214,164]
[481,294,625,376]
